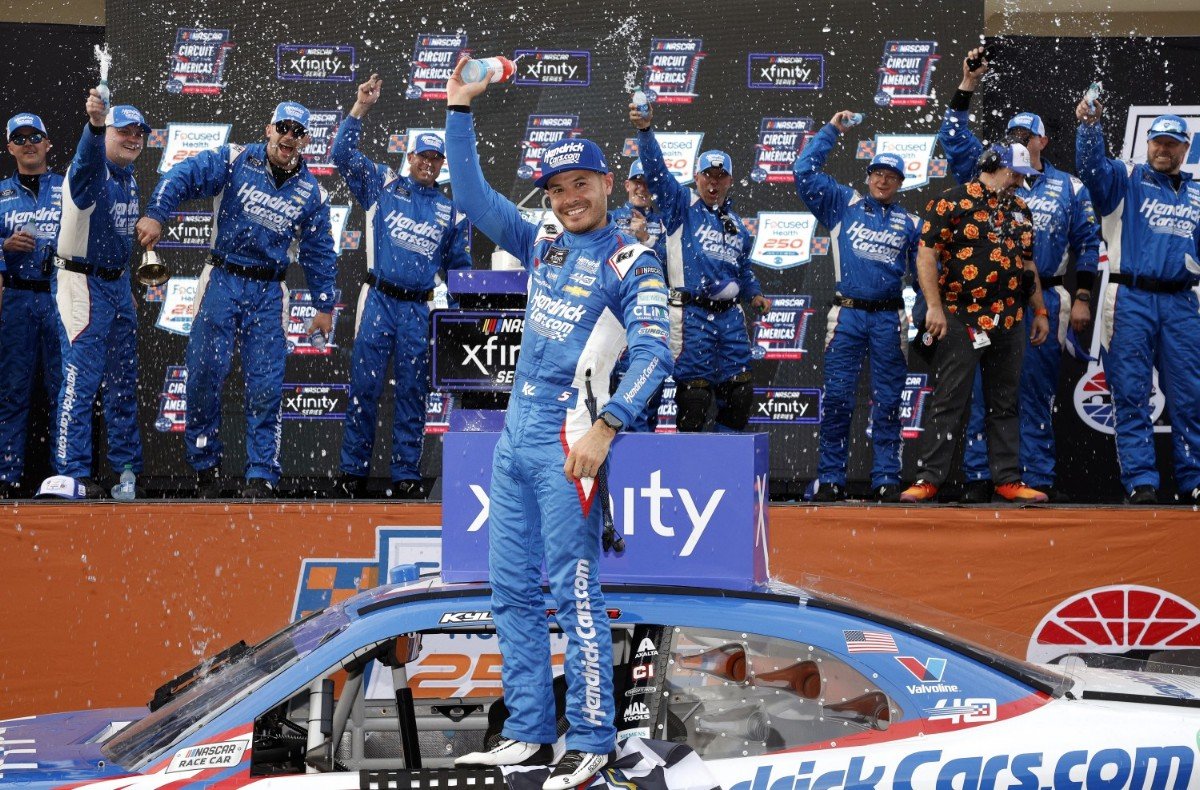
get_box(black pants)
[911,316,1025,487]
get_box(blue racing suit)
[1076,121,1200,494]
[145,142,336,482]
[53,125,143,480]
[610,201,668,431]
[332,116,470,482]
[794,123,920,489]
[636,128,762,392]
[447,109,671,754]
[0,172,63,484]
[939,108,1101,488]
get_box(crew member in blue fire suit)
[44,93,148,499]
[137,101,337,499]
[630,101,770,433]
[794,113,921,503]
[1076,102,1200,505]
[937,48,1101,502]
[332,74,471,499]
[609,159,667,432]
[444,59,671,790]
[0,113,63,497]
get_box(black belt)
[832,294,904,312]
[54,256,124,281]
[4,274,51,292]
[1041,275,1064,288]
[210,254,285,282]
[366,273,433,302]
[1109,272,1199,294]
[670,289,736,313]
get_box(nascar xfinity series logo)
[513,50,590,87]
[156,212,213,249]
[747,53,825,90]
[283,384,348,420]
[749,388,821,424]
[276,44,356,82]
[432,311,523,390]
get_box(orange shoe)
[900,481,938,503]
[994,481,1049,503]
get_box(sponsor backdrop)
[91,2,1200,497]
[2,501,1199,717]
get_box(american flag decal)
[843,629,898,653]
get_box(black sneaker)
[389,479,427,500]
[334,473,367,499]
[543,750,612,790]
[76,477,106,499]
[242,477,277,500]
[1036,486,1071,504]
[811,483,846,502]
[873,484,901,503]
[454,738,554,767]
[197,467,222,499]
[1127,485,1158,505]
[959,479,993,504]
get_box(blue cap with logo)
[271,101,311,130]
[534,138,610,189]
[628,160,645,180]
[697,149,733,176]
[104,105,150,134]
[7,112,48,140]
[1007,112,1046,137]
[1147,114,1190,144]
[411,132,445,156]
[866,152,905,179]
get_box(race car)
[3,577,1199,789]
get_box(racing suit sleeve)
[1068,181,1101,279]
[298,194,338,313]
[636,127,689,231]
[1075,122,1127,217]
[444,109,536,266]
[144,146,233,224]
[792,123,854,230]
[331,115,384,208]
[607,252,673,427]
[938,108,984,186]
[441,209,473,272]
[65,123,109,210]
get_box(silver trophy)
[138,249,170,286]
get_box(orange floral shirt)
[920,181,1034,332]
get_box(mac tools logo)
[875,40,939,107]
[276,44,356,82]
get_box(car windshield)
[101,605,351,768]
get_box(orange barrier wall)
[2,503,1197,719]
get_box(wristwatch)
[1075,291,1092,304]
[598,411,624,433]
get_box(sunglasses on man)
[274,121,308,138]
[9,132,46,146]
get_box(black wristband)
[447,105,471,114]
[948,89,974,112]
[89,123,106,134]
[1074,270,1096,292]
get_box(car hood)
[1054,664,1200,705]
[0,707,147,785]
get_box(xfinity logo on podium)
[443,432,769,589]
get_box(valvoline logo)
[895,656,946,682]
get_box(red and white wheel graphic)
[1026,584,1200,664]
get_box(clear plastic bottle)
[845,112,865,127]
[308,321,328,351]
[112,464,136,501]
[1085,82,1103,111]
[632,89,650,114]
[461,56,516,84]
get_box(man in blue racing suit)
[609,159,667,432]
[938,48,1101,502]
[0,113,62,497]
[137,101,337,499]
[332,74,471,499]
[630,101,770,433]
[1076,103,1200,505]
[444,59,672,789]
[45,93,149,499]
[794,112,921,502]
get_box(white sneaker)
[542,750,612,790]
[455,738,554,767]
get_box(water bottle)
[845,112,864,127]
[308,321,328,351]
[1085,81,1102,111]
[112,464,136,501]
[632,89,650,114]
[20,221,38,239]
[461,56,516,84]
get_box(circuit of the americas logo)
[752,295,815,360]
[874,40,939,107]
[900,373,934,439]
[155,366,188,433]
[644,38,704,104]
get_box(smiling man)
[1076,103,1200,505]
[43,92,149,499]
[794,111,922,503]
[0,113,63,497]
[331,74,471,499]
[442,58,671,789]
[136,101,337,499]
